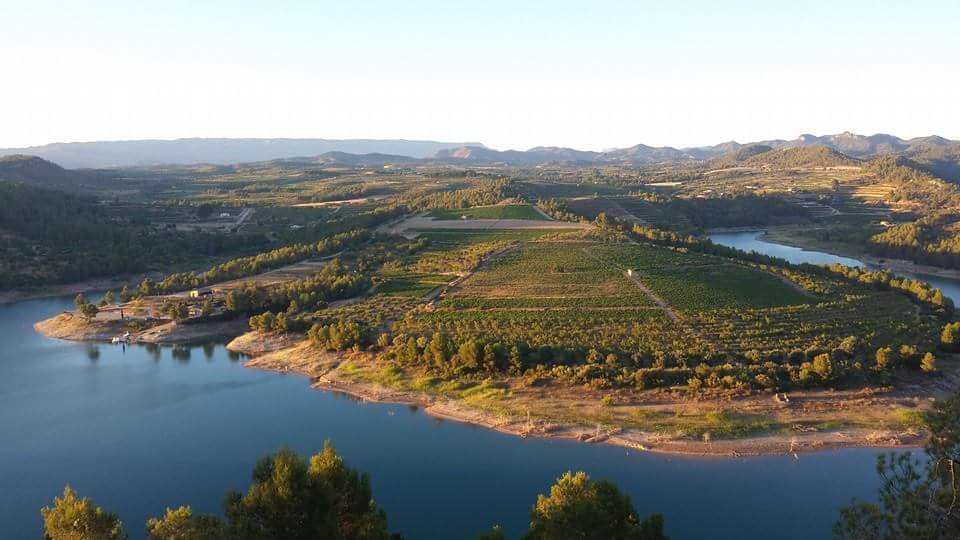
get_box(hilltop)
[0,155,104,190]
[741,145,862,168]
[707,144,775,167]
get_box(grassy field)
[427,204,545,220]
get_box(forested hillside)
[743,145,861,168]
[0,182,268,288]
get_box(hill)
[743,145,861,168]
[0,138,483,168]
[434,145,598,164]
[0,155,105,190]
[904,143,960,183]
[599,144,693,164]
[708,144,774,167]
[273,152,421,168]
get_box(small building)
[189,289,213,299]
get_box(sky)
[3,0,959,150]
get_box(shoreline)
[708,227,960,282]
[27,309,943,458]
[29,315,937,458]
[243,343,930,459]
[0,273,160,306]
[34,312,248,345]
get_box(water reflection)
[0,295,888,540]
[144,342,161,362]
[709,230,960,304]
[171,344,191,363]
[85,343,100,361]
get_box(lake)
[2,294,887,539]
[708,230,960,303]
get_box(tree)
[41,485,125,540]
[458,339,482,369]
[74,293,88,311]
[146,507,226,540]
[509,345,525,375]
[138,277,157,297]
[162,300,189,322]
[594,212,613,230]
[875,347,897,370]
[426,332,451,368]
[224,443,389,540]
[812,353,834,381]
[81,303,99,319]
[119,285,133,302]
[838,336,860,357]
[834,392,960,538]
[940,322,960,351]
[526,471,667,540]
[921,352,937,373]
[200,299,215,317]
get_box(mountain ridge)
[1,132,957,170]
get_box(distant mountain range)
[0,138,483,169]
[434,132,959,166]
[1,133,958,179]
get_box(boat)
[111,332,131,344]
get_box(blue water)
[709,230,960,304]
[0,296,888,539]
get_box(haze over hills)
[0,138,484,169]
[2,133,959,176]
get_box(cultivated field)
[427,203,546,220]
[384,215,591,236]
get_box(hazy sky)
[4,0,959,150]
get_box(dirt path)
[385,215,592,237]
[531,205,555,220]
[427,244,522,303]
[580,244,724,351]
[577,246,679,320]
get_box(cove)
[1,295,885,539]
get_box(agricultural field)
[376,272,453,297]
[442,241,653,308]
[427,203,545,220]
[387,234,943,379]
[586,244,812,310]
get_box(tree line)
[40,442,668,540]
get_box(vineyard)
[585,243,813,310]
[386,237,943,379]
[426,203,545,220]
